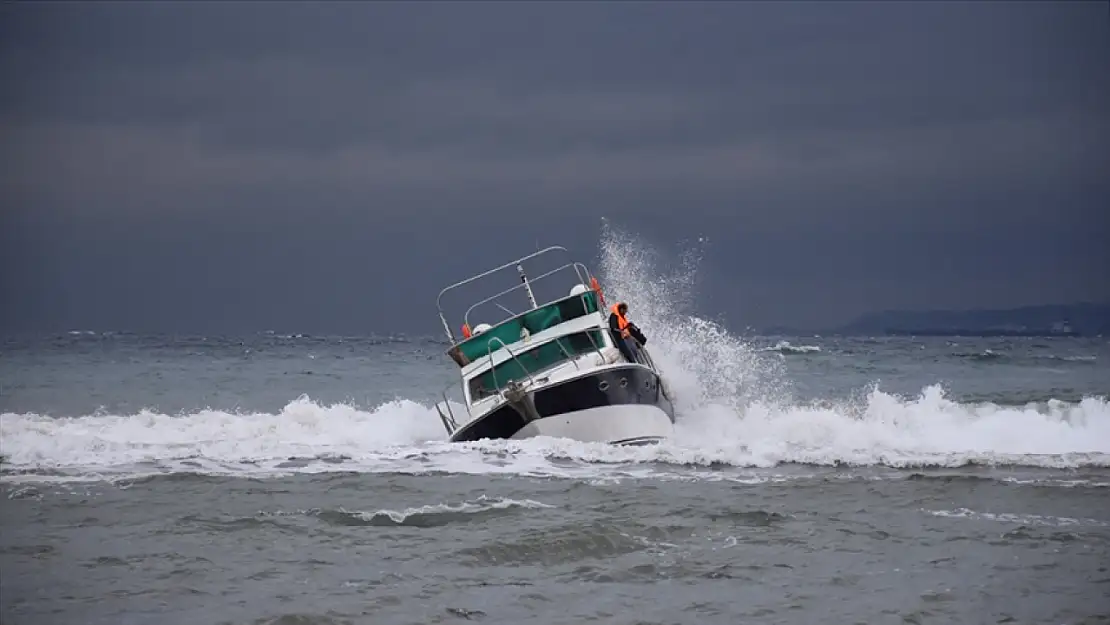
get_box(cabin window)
[468,329,607,401]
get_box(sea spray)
[595,219,791,415]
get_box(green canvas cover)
[448,290,601,366]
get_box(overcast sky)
[1,1,1107,335]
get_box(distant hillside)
[834,302,1110,337]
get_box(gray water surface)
[2,333,1108,624]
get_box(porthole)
[619,377,628,388]
[598,380,610,392]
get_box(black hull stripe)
[450,365,675,443]
[610,436,665,446]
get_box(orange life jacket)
[610,304,631,338]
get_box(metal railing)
[581,326,610,366]
[435,246,598,343]
[549,335,584,373]
[484,336,536,396]
[461,261,593,330]
[434,380,468,436]
[636,343,658,371]
[476,328,619,401]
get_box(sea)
[2,231,1109,625]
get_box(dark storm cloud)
[4,2,1106,202]
[1,1,1107,332]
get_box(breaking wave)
[2,222,1108,483]
[3,384,1107,482]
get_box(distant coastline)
[761,302,1109,337]
[853,328,1082,338]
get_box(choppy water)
[2,228,1108,625]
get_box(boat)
[432,245,675,445]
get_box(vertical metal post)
[517,264,538,309]
[439,313,455,342]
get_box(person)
[608,302,647,363]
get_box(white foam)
[760,340,822,354]
[0,395,448,477]
[2,224,1109,483]
[2,384,1108,483]
[345,495,553,524]
[923,508,1110,528]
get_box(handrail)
[571,262,593,284]
[581,320,610,364]
[435,381,465,435]
[436,246,598,343]
[484,336,535,396]
[435,379,470,417]
[462,261,591,329]
[482,313,615,392]
[549,335,582,373]
[437,245,570,314]
[482,291,610,374]
[634,341,659,372]
[447,379,472,418]
[436,396,457,434]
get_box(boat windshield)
[468,329,607,401]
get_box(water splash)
[595,219,790,415]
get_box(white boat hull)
[446,363,675,445]
[509,404,674,445]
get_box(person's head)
[617,302,628,316]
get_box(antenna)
[517,264,538,309]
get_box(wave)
[2,223,1108,483]
[759,340,822,355]
[317,495,552,527]
[3,384,1107,483]
[922,507,1110,528]
[249,495,552,528]
[954,349,1099,364]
